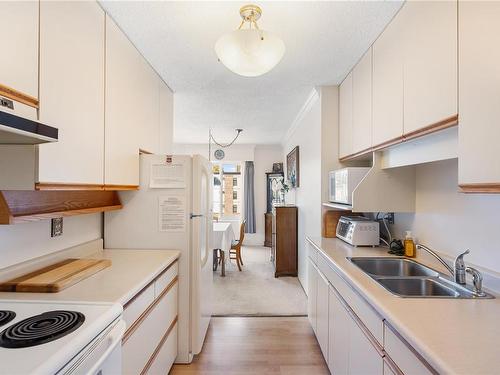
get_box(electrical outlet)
[385,213,395,225]
[51,217,63,237]
[0,97,14,110]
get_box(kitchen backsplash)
[392,158,500,274]
[0,213,102,269]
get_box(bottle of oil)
[404,231,416,258]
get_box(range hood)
[0,111,58,144]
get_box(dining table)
[212,222,234,277]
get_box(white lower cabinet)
[348,316,383,375]
[308,243,435,375]
[316,270,329,360]
[328,285,350,375]
[328,285,383,375]
[122,262,178,375]
[307,258,318,333]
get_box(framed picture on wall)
[286,146,299,188]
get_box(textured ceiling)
[100,1,403,144]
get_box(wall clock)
[214,149,225,160]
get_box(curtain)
[244,161,256,233]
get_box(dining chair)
[230,220,246,271]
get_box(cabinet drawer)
[308,242,318,264]
[384,322,434,375]
[144,322,178,375]
[317,253,383,344]
[154,261,178,297]
[123,283,155,329]
[122,282,178,375]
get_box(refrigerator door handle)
[190,213,204,219]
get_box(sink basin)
[349,257,439,277]
[348,257,493,299]
[377,277,463,297]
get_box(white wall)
[248,145,283,246]
[283,89,323,289]
[392,158,500,273]
[0,214,102,269]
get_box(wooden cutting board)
[0,258,112,293]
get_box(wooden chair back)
[237,220,246,248]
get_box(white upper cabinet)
[402,1,457,134]
[352,49,373,154]
[159,81,174,155]
[105,15,143,186]
[458,1,500,188]
[372,11,404,147]
[339,72,353,158]
[0,1,38,119]
[38,1,105,185]
[137,63,160,155]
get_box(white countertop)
[307,236,500,375]
[0,248,180,306]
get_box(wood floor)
[170,317,329,375]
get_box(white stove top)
[0,300,122,375]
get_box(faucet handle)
[454,249,470,267]
[466,266,486,297]
[454,250,470,284]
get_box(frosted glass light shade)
[215,29,285,77]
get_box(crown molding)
[282,88,320,146]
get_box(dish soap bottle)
[404,231,416,258]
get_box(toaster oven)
[336,216,380,247]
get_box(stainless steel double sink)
[348,257,493,299]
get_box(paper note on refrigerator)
[150,162,185,188]
[159,195,186,232]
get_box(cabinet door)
[458,1,500,186]
[349,317,383,375]
[159,81,174,154]
[105,15,143,186]
[0,1,38,98]
[402,1,457,134]
[328,286,350,375]
[339,72,353,158]
[137,65,160,154]
[316,270,329,361]
[38,1,105,185]
[372,10,404,147]
[0,1,38,120]
[307,259,318,333]
[352,49,373,153]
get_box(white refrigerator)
[104,154,213,364]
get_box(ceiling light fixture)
[215,4,285,77]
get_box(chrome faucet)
[415,245,472,284]
[415,244,454,276]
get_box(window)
[212,162,242,218]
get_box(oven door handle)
[85,320,126,375]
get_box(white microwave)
[328,167,370,205]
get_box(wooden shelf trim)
[0,83,39,109]
[0,190,122,224]
[36,183,139,191]
[459,183,500,193]
[340,114,458,162]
